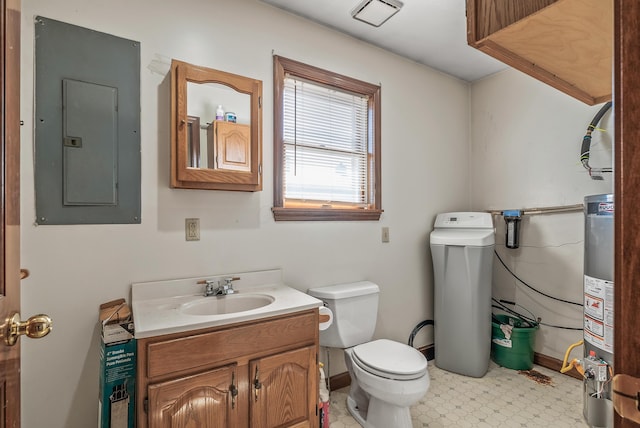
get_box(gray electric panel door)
[35,16,140,224]
[62,79,118,206]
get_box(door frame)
[0,0,21,426]
[614,1,640,427]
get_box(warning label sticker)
[585,294,604,320]
[584,275,613,353]
[584,315,604,337]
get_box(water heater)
[583,194,614,427]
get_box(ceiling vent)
[351,0,404,27]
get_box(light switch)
[382,227,390,243]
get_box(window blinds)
[282,75,370,206]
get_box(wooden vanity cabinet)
[136,309,319,428]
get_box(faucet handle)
[222,276,240,286]
[197,277,239,296]
[222,277,239,294]
[199,279,218,296]
[197,279,218,285]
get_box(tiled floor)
[328,361,588,427]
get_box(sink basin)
[131,269,325,338]
[180,294,275,316]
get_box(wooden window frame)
[272,56,382,221]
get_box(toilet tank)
[307,281,379,348]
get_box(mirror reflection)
[186,116,201,168]
[186,82,251,169]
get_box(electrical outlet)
[381,227,390,243]
[185,218,200,241]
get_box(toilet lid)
[352,339,428,380]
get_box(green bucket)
[491,314,538,370]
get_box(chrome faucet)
[203,277,239,297]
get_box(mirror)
[186,82,251,169]
[170,59,263,191]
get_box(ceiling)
[260,0,507,82]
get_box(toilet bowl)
[307,281,430,428]
[344,339,429,428]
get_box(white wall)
[19,1,470,427]
[470,70,613,359]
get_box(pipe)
[408,320,434,348]
[487,204,583,216]
[560,340,585,376]
[580,101,613,179]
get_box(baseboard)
[328,371,351,391]
[422,344,435,361]
[329,349,581,391]
[328,344,435,391]
[534,352,583,381]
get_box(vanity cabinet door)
[250,346,317,428]
[148,364,239,428]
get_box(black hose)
[493,298,583,331]
[492,300,537,328]
[494,250,582,306]
[408,320,434,347]
[580,101,612,170]
[499,299,537,321]
[538,323,583,331]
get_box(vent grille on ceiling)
[351,0,404,27]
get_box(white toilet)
[308,281,429,428]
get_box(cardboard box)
[99,319,136,428]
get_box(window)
[272,56,382,221]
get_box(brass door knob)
[4,313,52,346]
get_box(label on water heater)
[598,202,614,214]
[583,275,614,353]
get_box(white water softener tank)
[430,212,495,377]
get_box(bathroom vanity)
[132,270,322,428]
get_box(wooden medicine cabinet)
[466,0,612,105]
[170,59,263,191]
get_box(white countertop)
[131,269,322,338]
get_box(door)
[250,346,317,428]
[0,0,22,426]
[147,364,239,428]
[1,1,52,426]
[613,1,640,427]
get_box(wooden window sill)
[272,207,383,221]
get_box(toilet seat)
[352,339,427,380]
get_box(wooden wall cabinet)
[170,59,262,191]
[466,0,613,105]
[137,310,319,428]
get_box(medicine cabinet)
[170,59,263,191]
